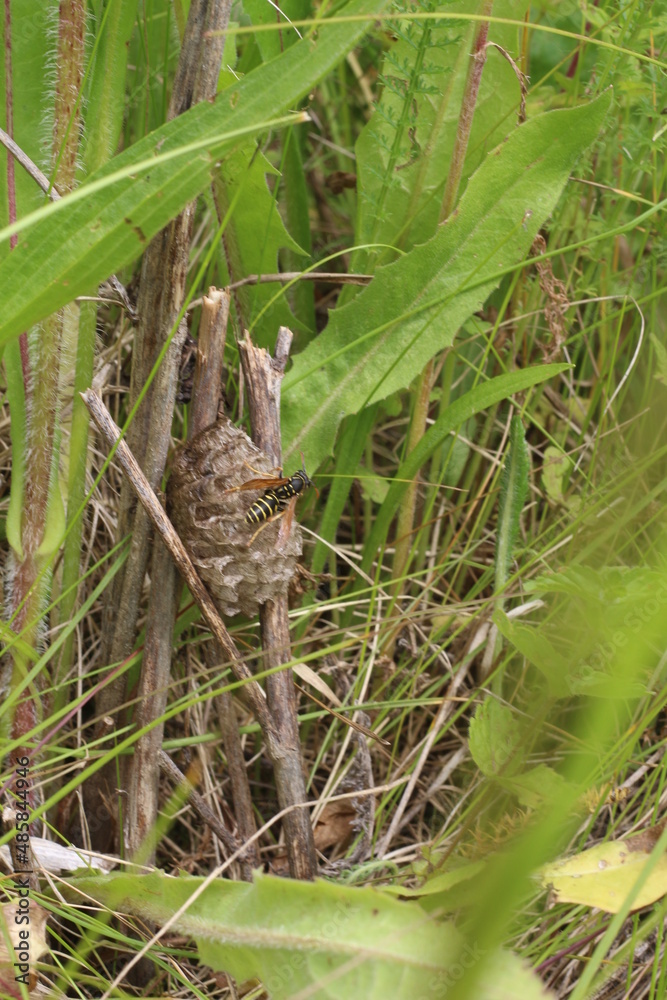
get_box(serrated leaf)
[65,871,553,999]
[354,0,531,266]
[282,91,612,469]
[493,609,571,698]
[501,764,570,809]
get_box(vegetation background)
[0,0,666,997]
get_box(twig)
[88,0,230,852]
[190,288,230,435]
[81,389,275,741]
[228,271,371,290]
[0,126,60,201]
[190,287,261,875]
[158,750,247,859]
[239,329,317,880]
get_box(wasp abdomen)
[245,491,282,525]
[244,468,312,525]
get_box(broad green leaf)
[495,416,530,592]
[282,91,612,470]
[470,700,571,807]
[65,871,553,999]
[469,698,522,778]
[360,365,569,576]
[493,609,571,698]
[500,764,570,810]
[523,566,667,697]
[540,823,667,914]
[494,609,647,702]
[0,0,391,348]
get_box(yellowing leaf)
[540,823,667,913]
[0,901,49,997]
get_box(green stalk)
[53,0,137,697]
[4,0,86,822]
[390,0,494,619]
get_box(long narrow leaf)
[495,415,530,592]
[0,0,391,348]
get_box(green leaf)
[381,861,486,901]
[245,0,309,61]
[213,144,305,343]
[649,332,667,387]
[65,871,554,999]
[493,609,571,699]
[500,764,570,809]
[353,0,531,269]
[282,90,612,470]
[0,0,391,348]
[82,0,139,174]
[0,3,56,223]
[495,416,530,592]
[541,444,572,504]
[469,698,522,778]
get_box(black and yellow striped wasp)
[226,455,316,545]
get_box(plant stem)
[389,1,494,636]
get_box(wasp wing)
[276,495,297,550]
[224,474,291,495]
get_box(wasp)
[245,464,314,525]
[225,455,315,544]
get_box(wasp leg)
[245,500,296,549]
[276,496,297,550]
[246,510,282,547]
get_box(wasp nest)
[167,418,302,617]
